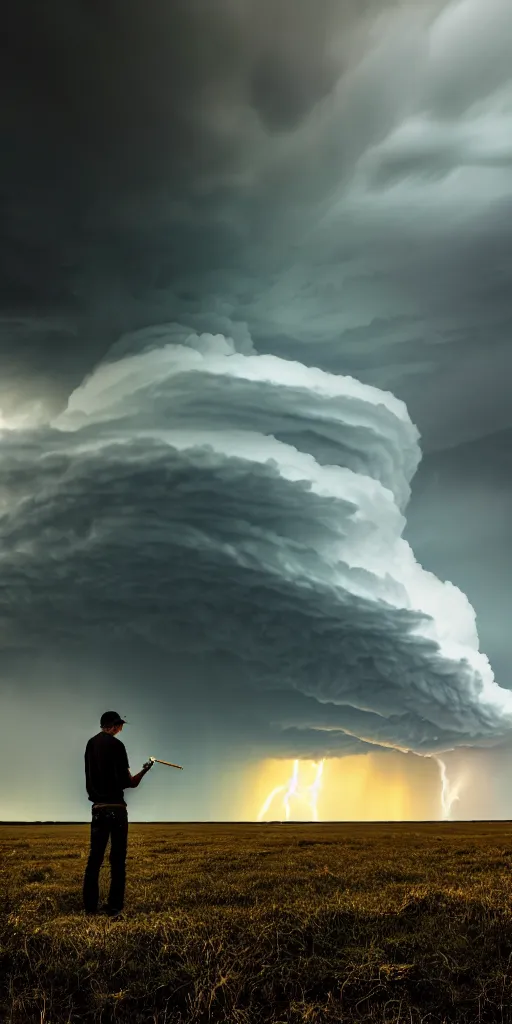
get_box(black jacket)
[85,731,131,804]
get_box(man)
[83,710,153,918]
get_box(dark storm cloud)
[6,0,512,452]
[2,0,512,778]
[0,330,511,761]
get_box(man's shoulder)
[86,731,107,747]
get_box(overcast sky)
[1,0,512,821]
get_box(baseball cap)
[100,711,128,727]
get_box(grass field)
[2,821,512,1023]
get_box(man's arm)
[115,740,133,790]
[128,764,152,788]
[117,742,152,789]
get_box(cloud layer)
[2,0,512,453]
[1,327,511,759]
[1,2,512,815]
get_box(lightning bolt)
[283,759,299,820]
[308,759,324,821]
[258,759,325,821]
[430,754,462,820]
[257,783,287,821]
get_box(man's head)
[100,711,127,735]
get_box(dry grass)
[2,821,512,1022]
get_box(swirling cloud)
[1,328,511,758]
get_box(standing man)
[83,711,153,918]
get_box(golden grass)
[2,821,512,1022]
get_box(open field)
[2,821,512,1023]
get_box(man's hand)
[142,759,154,771]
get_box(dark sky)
[1,0,512,821]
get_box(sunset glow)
[252,752,444,822]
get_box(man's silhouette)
[83,711,153,917]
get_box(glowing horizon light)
[252,751,461,823]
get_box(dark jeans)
[83,806,128,912]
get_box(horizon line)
[1,818,508,826]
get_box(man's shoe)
[106,907,124,919]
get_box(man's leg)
[83,808,110,913]
[107,807,128,912]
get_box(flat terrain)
[2,821,512,1023]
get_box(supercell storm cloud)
[2,0,512,816]
[1,324,511,760]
